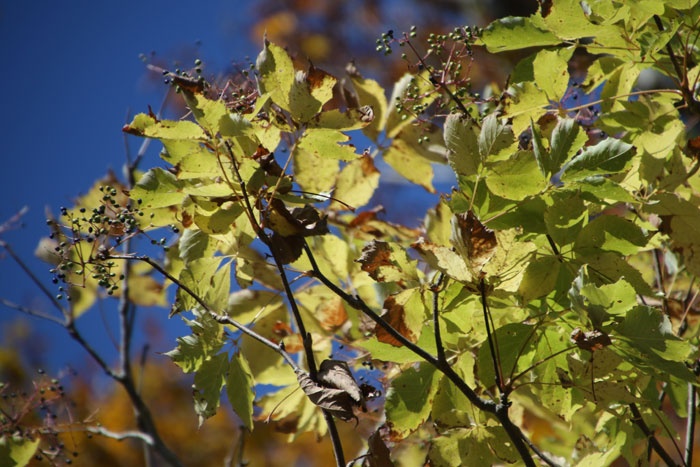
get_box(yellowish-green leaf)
[227,352,256,430]
[296,128,360,161]
[444,113,480,176]
[485,150,547,200]
[256,39,295,112]
[125,114,206,140]
[330,155,380,211]
[349,69,387,140]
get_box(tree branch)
[432,273,446,363]
[107,254,298,371]
[629,403,679,467]
[222,140,345,466]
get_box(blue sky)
[0,2,452,378]
[0,1,261,372]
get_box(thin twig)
[84,426,154,444]
[432,273,447,363]
[107,254,298,370]
[479,279,503,393]
[0,298,65,326]
[0,240,67,317]
[629,403,680,466]
[686,379,696,467]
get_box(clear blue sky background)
[0,1,263,373]
[0,2,452,378]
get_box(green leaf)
[533,48,572,101]
[227,289,284,324]
[256,39,295,112]
[330,155,380,211]
[357,325,438,363]
[348,69,387,140]
[130,168,187,209]
[0,435,40,467]
[478,114,516,161]
[177,257,223,311]
[428,426,518,466]
[477,323,535,388]
[412,238,472,283]
[574,215,649,256]
[560,138,635,181]
[444,113,480,176]
[179,229,214,265]
[295,129,360,161]
[480,16,560,52]
[518,256,561,303]
[384,124,443,193]
[613,306,696,381]
[485,150,547,200]
[530,118,547,176]
[544,191,587,246]
[549,118,586,175]
[385,363,441,440]
[166,308,223,373]
[292,142,339,193]
[307,107,374,131]
[124,113,206,140]
[503,81,550,135]
[227,352,256,430]
[193,352,228,426]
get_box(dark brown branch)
[686,381,696,467]
[479,279,503,393]
[432,273,447,363]
[223,141,345,466]
[629,403,680,467]
[654,15,700,116]
[0,240,67,317]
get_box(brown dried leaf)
[318,296,348,331]
[356,240,393,280]
[375,295,417,347]
[295,368,356,422]
[570,328,612,352]
[318,360,363,406]
[451,211,497,272]
[364,430,394,467]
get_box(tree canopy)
[4,1,700,466]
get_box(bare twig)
[0,240,67,317]
[0,298,65,326]
[84,426,154,444]
[432,273,446,363]
[686,380,696,467]
[479,279,503,393]
[629,403,680,466]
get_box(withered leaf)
[570,328,612,352]
[295,368,356,422]
[318,296,348,331]
[356,240,393,280]
[451,211,497,271]
[375,295,417,347]
[364,430,394,467]
[269,232,304,265]
[318,360,364,407]
[264,199,329,238]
